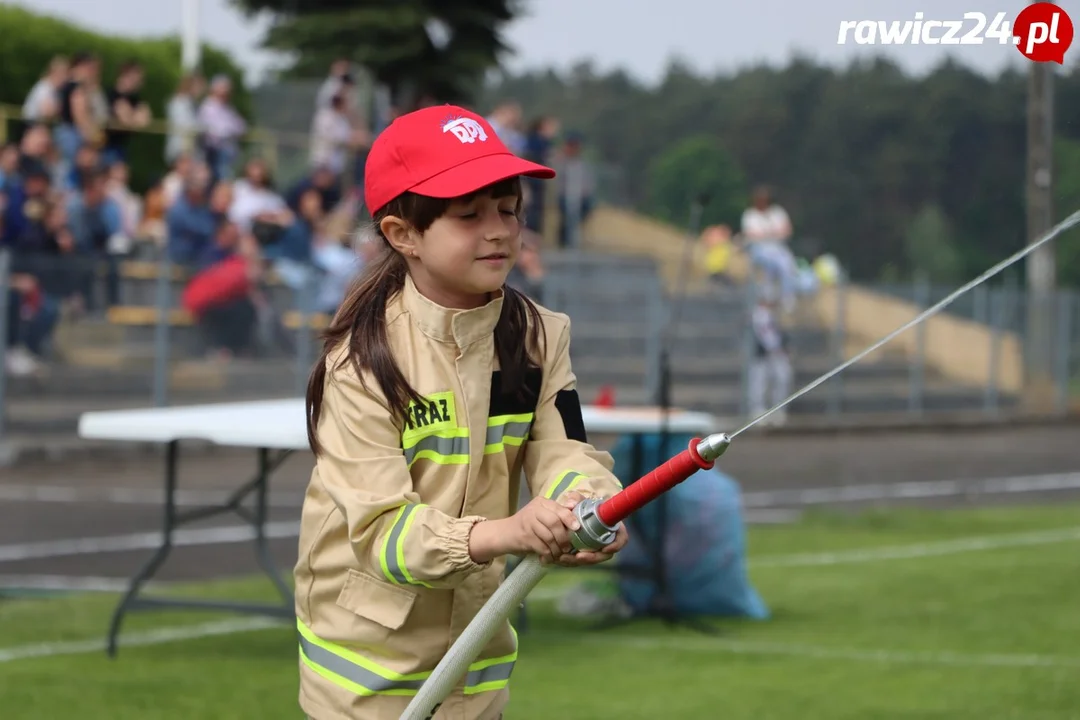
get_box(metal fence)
[819,276,1079,418]
[0,246,1078,442]
[0,99,1077,441]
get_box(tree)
[229,0,523,109]
[646,135,747,232]
[904,205,963,283]
[0,5,247,191]
[484,54,1080,285]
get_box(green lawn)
[2,503,1080,719]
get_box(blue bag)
[610,431,770,620]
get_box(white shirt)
[741,205,792,243]
[309,107,353,173]
[197,97,247,148]
[22,79,58,120]
[166,94,199,161]
[229,180,287,231]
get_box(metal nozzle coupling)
[569,497,620,552]
[697,432,732,463]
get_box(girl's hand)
[555,523,628,567]
[552,491,630,567]
[501,495,581,565]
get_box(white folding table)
[78,398,718,655]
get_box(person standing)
[748,289,793,426]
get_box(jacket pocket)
[335,568,418,633]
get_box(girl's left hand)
[553,491,630,567]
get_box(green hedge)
[0,4,251,191]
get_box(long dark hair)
[306,177,545,455]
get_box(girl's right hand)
[470,496,581,565]
[505,496,582,564]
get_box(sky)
[7,0,1080,85]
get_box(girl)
[295,105,629,720]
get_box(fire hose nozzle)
[570,497,620,552]
[697,432,732,463]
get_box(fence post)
[1054,290,1074,413]
[643,273,664,403]
[737,278,754,419]
[827,278,846,417]
[985,287,1003,413]
[0,250,11,440]
[151,252,172,407]
[909,272,930,415]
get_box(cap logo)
[442,116,488,144]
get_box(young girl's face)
[396,187,522,309]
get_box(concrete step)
[105,311,825,361]
[553,295,747,325]
[87,307,325,357]
[59,343,163,370]
[571,353,918,387]
[568,321,831,357]
[0,371,1020,437]
[574,379,1016,417]
[118,276,297,308]
[4,358,306,400]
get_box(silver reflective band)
[485,421,531,446]
[545,470,584,500]
[384,504,421,584]
[465,659,515,688]
[299,634,427,695]
[403,435,470,466]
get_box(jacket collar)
[401,274,503,348]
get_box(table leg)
[253,447,294,605]
[107,440,181,657]
[105,443,297,658]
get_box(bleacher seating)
[4,225,1018,437]
[544,251,1013,418]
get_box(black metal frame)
[105,440,296,658]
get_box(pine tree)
[229,0,523,109]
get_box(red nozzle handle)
[596,437,715,527]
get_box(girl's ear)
[380,216,418,257]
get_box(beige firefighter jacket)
[295,274,622,720]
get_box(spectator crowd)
[0,54,386,376]
[1,54,605,379]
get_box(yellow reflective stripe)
[544,470,585,500]
[487,413,534,426]
[298,620,517,698]
[379,503,433,588]
[401,391,457,445]
[463,626,518,694]
[484,413,533,455]
[297,619,431,697]
[402,426,470,467]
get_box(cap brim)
[410,153,555,199]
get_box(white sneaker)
[5,347,43,377]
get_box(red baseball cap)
[363,104,556,215]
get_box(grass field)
[2,503,1080,719]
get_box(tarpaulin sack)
[181,255,250,317]
[611,431,770,620]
